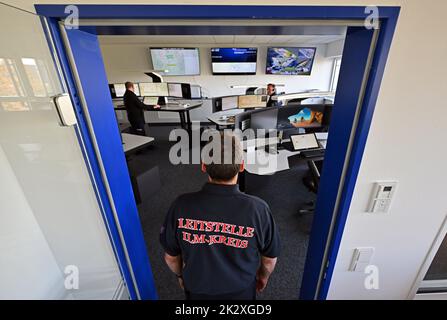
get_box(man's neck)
[208,176,238,186]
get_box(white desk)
[244,148,301,175]
[208,109,244,127]
[243,136,327,176]
[122,133,155,154]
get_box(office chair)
[245,87,258,95]
[299,159,322,215]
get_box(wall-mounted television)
[266,47,317,75]
[150,48,200,76]
[211,48,257,75]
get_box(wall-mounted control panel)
[368,181,397,213]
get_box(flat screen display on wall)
[150,48,200,76]
[211,48,257,75]
[266,47,317,75]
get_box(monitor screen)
[290,133,320,150]
[190,85,202,99]
[277,105,325,129]
[139,82,169,97]
[143,96,159,105]
[266,47,317,75]
[238,95,268,109]
[150,48,200,76]
[211,48,257,75]
[113,83,126,98]
[250,108,279,131]
[133,83,140,96]
[221,96,238,111]
[168,83,183,98]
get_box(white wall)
[325,0,447,299]
[99,42,335,98]
[6,0,447,299]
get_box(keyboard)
[301,149,325,158]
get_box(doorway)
[35,4,400,300]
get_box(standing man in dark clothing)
[123,81,160,136]
[266,83,278,108]
[160,132,280,300]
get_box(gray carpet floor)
[126,126,315,300]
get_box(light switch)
[349,247,375,272]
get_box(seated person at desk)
[123,81,160,136]
[160,132,280,300]
[266,83,278,108]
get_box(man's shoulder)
[171,190,203,206]
[235,192,270,210]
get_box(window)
[0,58,23,97]
[22,58,47,97]
[330,57,342,93]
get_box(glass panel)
[0,4,123,299]
[424,233,447,281]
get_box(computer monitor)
[190,85,202,99]
[139,82,169,96]
[250,108,279,133]
[143,96,159,105]
[168,83,183,98]
[238,95,268,109]
[133,83,140,96]
[112,83,126,98]
[277,104,325,130]
[222,96,238,111]
[234,110,255,131]
[289,133,320,151]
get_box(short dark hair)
[203,132,243,182]
[125,81,134,89]
[267,83,276,89]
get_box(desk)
[122,133,155,154]
[115,101,203,132]
[207,109,244,128]
[239,136,327,191]
[243,135,327,175]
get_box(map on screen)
[150,48,200,76]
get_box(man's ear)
[201,162,207,173]
[239,160,245,172]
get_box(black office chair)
[245,87,257,95]
[299,159,323,215]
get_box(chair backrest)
[245,87,257,95]
[307,160,322,191]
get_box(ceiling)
[99,35,345,45]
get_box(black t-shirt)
[160,183,281,295]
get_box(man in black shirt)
[123,81,160,136]
[160,132,280,300]
[266,83,278,108]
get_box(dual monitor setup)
[241,105,331,155]
[216,95,269,111]
[236,104,332,138]
[149,47,317,76]
[108,82,202,101]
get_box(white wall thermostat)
[368,181,397,213]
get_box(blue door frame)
[35,4,400,300]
